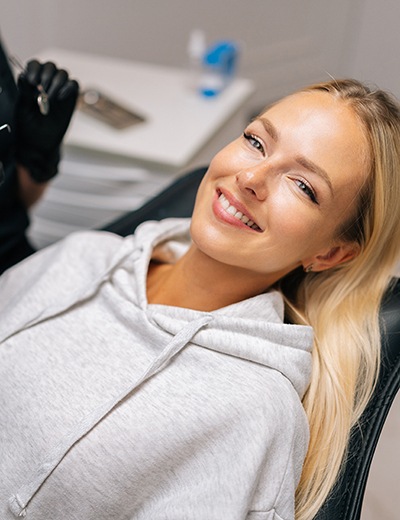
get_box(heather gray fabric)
[0,219,313,520]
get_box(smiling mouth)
[217,192,262,231]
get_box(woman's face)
[190,90,369,281]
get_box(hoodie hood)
[134,219,313,398]
[0,218,313,518]
[1,218,312,397]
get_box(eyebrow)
[256,116,334,195]
[295,156,334,195]
[256,116,279,141]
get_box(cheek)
[266,187,306,228]
[266,188,331,243]
[192,142,243,212]
[206,139,245,177]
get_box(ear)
[303,242,360,272]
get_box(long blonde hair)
[278,79,400,519]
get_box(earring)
[304,263,313,273]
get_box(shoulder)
[252,367,309,437]
[0,230,127,310]
[53,229,125,261]
[4,230,124,277]
[200,350,309,446]
[230,363,310,476]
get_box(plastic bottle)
[187,29,206,92]
[199,41,238,97]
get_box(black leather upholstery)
[103,166,400,520]
[315,279,400,520]
[103,166,207,237]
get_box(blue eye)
[295,179,318,204]
[243,132,264,154]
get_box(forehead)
[260,91,370,192]
[262,91,362,140]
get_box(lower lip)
[212,191,257,231]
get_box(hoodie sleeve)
[272,403,310,519]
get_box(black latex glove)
[15,59,79,182]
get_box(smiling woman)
[1,79,400,520]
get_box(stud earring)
[304,263,314,273]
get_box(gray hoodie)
[0,218,313,520]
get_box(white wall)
[0,0,377,117]
[344,0,400,97]
[2,0,400,107]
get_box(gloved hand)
[15,59,79,182]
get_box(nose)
[236,162,269,201]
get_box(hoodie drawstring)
[8,315,212,518]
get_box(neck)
[147,244,287,312]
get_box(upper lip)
[217,188,263,231]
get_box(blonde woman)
[0,79,399,520]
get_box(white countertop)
[37,48,254,169]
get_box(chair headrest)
[380,277,400,364]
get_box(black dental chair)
[103,166,208,236]
[103,166,400,520]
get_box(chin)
[191,217,229,258]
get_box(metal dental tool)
[9,55,50,116]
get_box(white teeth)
[220,197,230,210]
[218,193,261,230]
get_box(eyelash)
[243,131,319,204]
[243,131,265,154]
[294,179,319,204]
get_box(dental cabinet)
[27,48,254,248]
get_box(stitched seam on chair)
[339,287,400,518]
[342,356,400,517]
